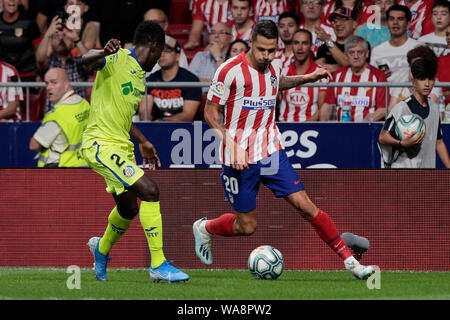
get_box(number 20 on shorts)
[222,175,239,195]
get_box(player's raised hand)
[104,39,121,56]
[139,141,161,170]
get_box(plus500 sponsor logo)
[242,97,276,110]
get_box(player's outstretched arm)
[279,68,332,91]
[82,39,121,70]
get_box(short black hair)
[432,0,450,12]
[407,45,438,67]
[278,12,300,26]
[293,28,313,44]
[133,21,165,47]
[386,4,412,22]
[252,19,279,41]
[411,58,438,80]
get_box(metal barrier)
[1,81,450,121]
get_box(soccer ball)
[395,114,425,140]
[248,245,284,280]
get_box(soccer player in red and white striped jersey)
[398,0,433,39]
[0,61,23,121]
[185,0,232,50]
[279,29,327,122]
[320,35,388,122]
[193,19,377,281]
[252,0,287,23]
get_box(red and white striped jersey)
[207,52,283,165]
[324,65,388,121]
[252,0,287,23]
[398,0,432,39]
[0,61,23,121]
[193,0,232,27]
[298,22,336,56]
[279,59,327,122]
[275,49,294,70]
[231,20,255,42]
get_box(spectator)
[35,0,66,34]
[139,36,202,122]
[388,45,443,111]
[185,0,231,50]
[0,0,41,82]
[356,0,395,48]
[322,0,367,24]
[29,68,90,167]
[315,7,356,73]
[320,35,388,122]
[225,38,250,59]
[0,59,23,121]
[252,0,287,23]
[230,0,254,43]
[144,8,188,72]
[418,0,450,57]
[64,0,101,55]
[437,25,450,108]
[276,12,299,69]
[189,22,233,92]
[378,58,450,168]
[371,4,421,100]
[398,0,433,39]
[278,29,327,122]
[84,0,152,48]
[35,15,91,113]
[298,0,336,57]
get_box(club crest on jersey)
[15,27,23,37]
[123,165,135,177]
[270,75,278,88]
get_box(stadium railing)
[1,81,450,121]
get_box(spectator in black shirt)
[139,36,202,122]
[0,0,41,82]
[315,7,357,73]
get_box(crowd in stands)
[0,0,450,123]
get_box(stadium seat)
[166,24,191,42]
[20,88,46,122]
[168,0,192,24]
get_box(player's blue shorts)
[221,150,305,213]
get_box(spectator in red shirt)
[320,35,388,122]
[278,29,328,122]
[0,59,23,121]
[230,0,255,42]
[437,25,450,106]
[185,0,231,50]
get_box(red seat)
[169,0,192,24]
[20,88,46,122]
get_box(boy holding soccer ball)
[378,56,450,168]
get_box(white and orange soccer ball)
[248,245,284,280]
[395,114,426,140]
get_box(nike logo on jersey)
[131,70,136,74]
[294,180,301,185]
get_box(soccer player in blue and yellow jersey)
[80,21,189,282]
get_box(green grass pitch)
[1,267,449,300]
